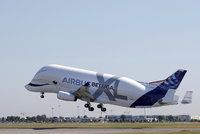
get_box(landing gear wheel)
[101,108,106,112]
[97,104,102,108]
[84,103,90,108]
[88,107,94,111]
[40,94,44,98]
[40,92,44,98]
[97,103,106,112]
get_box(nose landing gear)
[40,92,44,98]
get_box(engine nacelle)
[57,91,76,101]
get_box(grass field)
[0,122,200,134]
[0,122,200,129]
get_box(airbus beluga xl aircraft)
[25,64,188,112]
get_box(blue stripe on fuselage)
[130,85,168,107]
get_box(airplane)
[25,64,188,112]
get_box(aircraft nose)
[25,83,32,91]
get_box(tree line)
[0,114,199,123]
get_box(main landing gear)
[84,103,106,112]
[84,103,94,111]
[97,103,106,112]
[40,92,44,98]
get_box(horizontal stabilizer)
[181,91,193,104]
[161,89,176,103]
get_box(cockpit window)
[52,81,58,85]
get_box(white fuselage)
[25,64,186,108]
[25,64,148,107]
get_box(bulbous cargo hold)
[25,64,188,112]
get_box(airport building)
[191,116,200,121]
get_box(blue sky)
[0,0,199,117]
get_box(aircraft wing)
[181,91,193,104]
[72,82,94,102]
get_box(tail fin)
[181,91,193,104]
[154,69,187,90]
[162,69,187,89]
[131,69,187,107]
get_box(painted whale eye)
[52,81,58,85]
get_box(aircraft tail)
[131,69,187,107]
[150,69,187,90]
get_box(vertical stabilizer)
[160,69,187,90]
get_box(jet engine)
[57,91,76,101]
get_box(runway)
[1,128,200,134]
